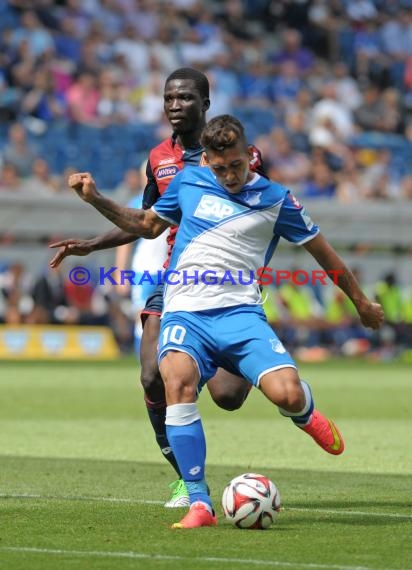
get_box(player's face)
[164,79,209,134]
[205,141,254,194]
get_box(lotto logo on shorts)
[194,194,248,222]
[156,165,179,179]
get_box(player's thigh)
[159,312,217,391]
[160,350,200,404]
[207,369,251,411]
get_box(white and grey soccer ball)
[222,473,281,529]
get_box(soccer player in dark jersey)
[49,68,264,507]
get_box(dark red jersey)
[142,135,266,268]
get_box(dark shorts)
[140,282,164,326]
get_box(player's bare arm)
[49,227,140,269]
[303,233,384,329]
[68,172,170,238]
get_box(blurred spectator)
[113,24,150,79]
[54,0,93,40]
[10,10,54,59]
[22,157,60,196]
[149,23,181,76]
[380,87,405,134]
[20,66,67,126]
[0,261,32,323]
[53,17,82,65]
[0,162,24,192]
[0,54,21,122]
[270,28,315,77]
[354,19,388,87]
[284,109,311,153]
[216,0,254,40]
[380,9,412,89]
[310,82,355,142]
[335,159,366,202]
[92,0,125,40]
[97,69,137,126]
[264,127,311,191]
[135,72,164,125]
[128,0,160,41]
[353,82,386,131]
[110,167,144,204]
[332,61,362,111]
[270,60,303,108]
[301,161,336,199]
[208,53,241,100]
[374,271,403,354]
[309,120,351,172]
[400,174,412,199]
[238,61,272,107]
[345,0,377,23]
[360,148,399,199]
[2,122,38,177]
[66,70,100,126]
[375,271,402,325]
[178,7,226,66]
[308,0,341,60]
[27,265,67,324]
[285,87,313,126]
[208,70,234,117]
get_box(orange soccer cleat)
[171,501,218,529]
[302,410,345,455]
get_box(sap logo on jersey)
[194,194,248,222]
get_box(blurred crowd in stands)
[1,0,412,196]
[1,0,412,358]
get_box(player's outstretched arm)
[303,233,384,329]
[68,172,170,237]
[49,227,140,269]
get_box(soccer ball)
[221,473,281,529]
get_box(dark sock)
[144,396,182,478]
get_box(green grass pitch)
[0,358,411,570]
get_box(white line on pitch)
[0,546,382,570]
[1,493,411,520]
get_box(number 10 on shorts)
[162,325,187,346]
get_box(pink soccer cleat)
[171,501,218,529]
[302,410,345,455]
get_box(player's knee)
[164,375,197,403]
[260,368,305,412]
[276,383,305,412]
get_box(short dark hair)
[200,115,247,152]
[165,67,210,99]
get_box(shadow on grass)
[1,455,411,525]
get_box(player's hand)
[357,301,385,329]
[48,239,93,268]
[68,172,99,203]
